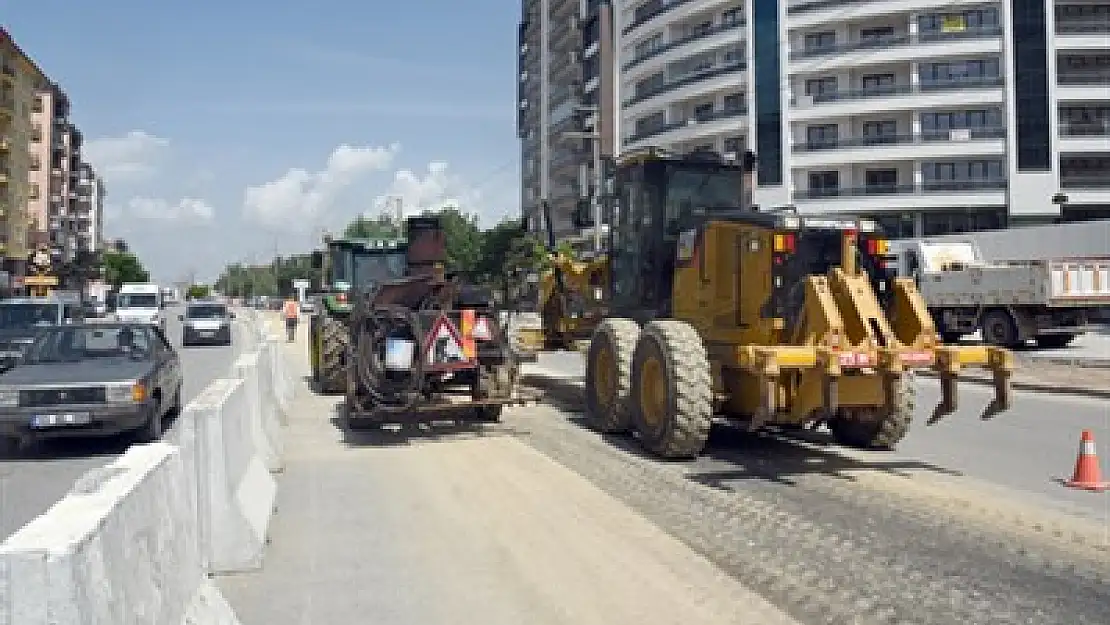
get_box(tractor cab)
[312,237,407,311]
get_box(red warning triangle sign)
[472,316,492,341]
[423,314,468,365]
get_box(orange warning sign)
[460,309,477,359]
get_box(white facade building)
[615,0,1110,238]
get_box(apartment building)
[28,83,95,262]
[0,27,48,277]
[616,0,1110,239]
[74,161,104,254]
[519,0,618,237]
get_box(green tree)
[101,250,150,288]
[425,208,484,277]
[186,284,211,299]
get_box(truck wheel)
[629,319,713,459]
[829,373,916,450]
[317,316,348,394]
[981,310,1019,347]
[584,318,640,433]
[1035,334,1077,349]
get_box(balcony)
[623,0,697,36]
[0,64,13,82]
[791,127,1006,166]
[790,27,1002,61]
[0,135,10,151]
[1059,122,1110,152]
[625,105,747,146]
[790,77,1005,120]
[794,179,1007,212]
[0,168,9,184]
[624,19,746,72]
[1061,174,1110,190]
[0,90,13,114]
[1056,20,1110,51]
[624,59,747,111]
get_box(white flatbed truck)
[888,239,1110,348]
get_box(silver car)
[180,301,235,347]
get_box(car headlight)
[105,381,147,403]
[0,388,19,407]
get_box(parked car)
[180,300,235,346]
[0,297,85,372]
[0,323,183,451]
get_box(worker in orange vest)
[282,297,299,341]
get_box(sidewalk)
[216,325,799,625]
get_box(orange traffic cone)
[1064,430,1109,492]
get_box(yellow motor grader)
[583,148,1014,458]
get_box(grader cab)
[584,148,1014,458]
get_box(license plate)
[198,330,216,337]
[0,351,22,359]
[31,412,92,428]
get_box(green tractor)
[308,234,407,393]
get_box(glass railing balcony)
[625,59,747,107]
[1056,21,1110,34]
[1060,122,1110,137]
[788,0,876,14]
[790,27,1003,60]
[796,179,1007,200]
[793,127,1006,152]
[624,106,748,144]
[1057,71,1110,86]
[625,20,746,71]
[624,0,695,35]
[792,76,1004,105]
[1061,175,1110,189]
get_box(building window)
[805,77,837,96]
[864,169,899,192]
[29,183,40,200]
[723,136,745,154]
[723,92,745,112]
[635,73,664,98]
[861,73,897,94]
[805,124,838,149]
[918,7,1000,33]
[721,6,743,26]
[693,102,714,120]
[922,160,1005,189]
[752,0,783,186]
[859,27,895,44]
[804,31,836,53]
[862,120,898,144]
[808,171,839,196]
[634,33,663,60]
[919,58,1000,84]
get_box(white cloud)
[242,143,399,228]
[369,161,511,226]
[83,130,170,182]
[126,197,215,222]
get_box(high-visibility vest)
[283,300,298,318]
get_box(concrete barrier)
[0,443,242,625]
[183,377,277,573]
[231,350,284,471]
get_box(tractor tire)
[829,373,917,450]
[584,318,640,434]
[629,319,713,459]
[317,315,348,394]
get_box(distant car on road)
[0,323,183,451]
[180,300,235,347]
[0,297,85,372]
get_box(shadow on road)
[521,373,962,487]
[328,404,525,448]
[0,413,182,462]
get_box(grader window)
[664,166,748,229]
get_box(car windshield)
[23,325,154,363]
[0,303,59,329]
[118,294,159,308]
[187,304,227,319]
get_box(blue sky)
[4,0,521,282]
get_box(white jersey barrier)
[0,313,290,621]
[231,351,285,472]
[0,443,242,625]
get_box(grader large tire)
[316,315,349,394]
[584,318,640,433]
[828,373,917,450]
[629,320,713,459]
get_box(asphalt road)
[526,350,1110,522]
[0,307,251,540]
